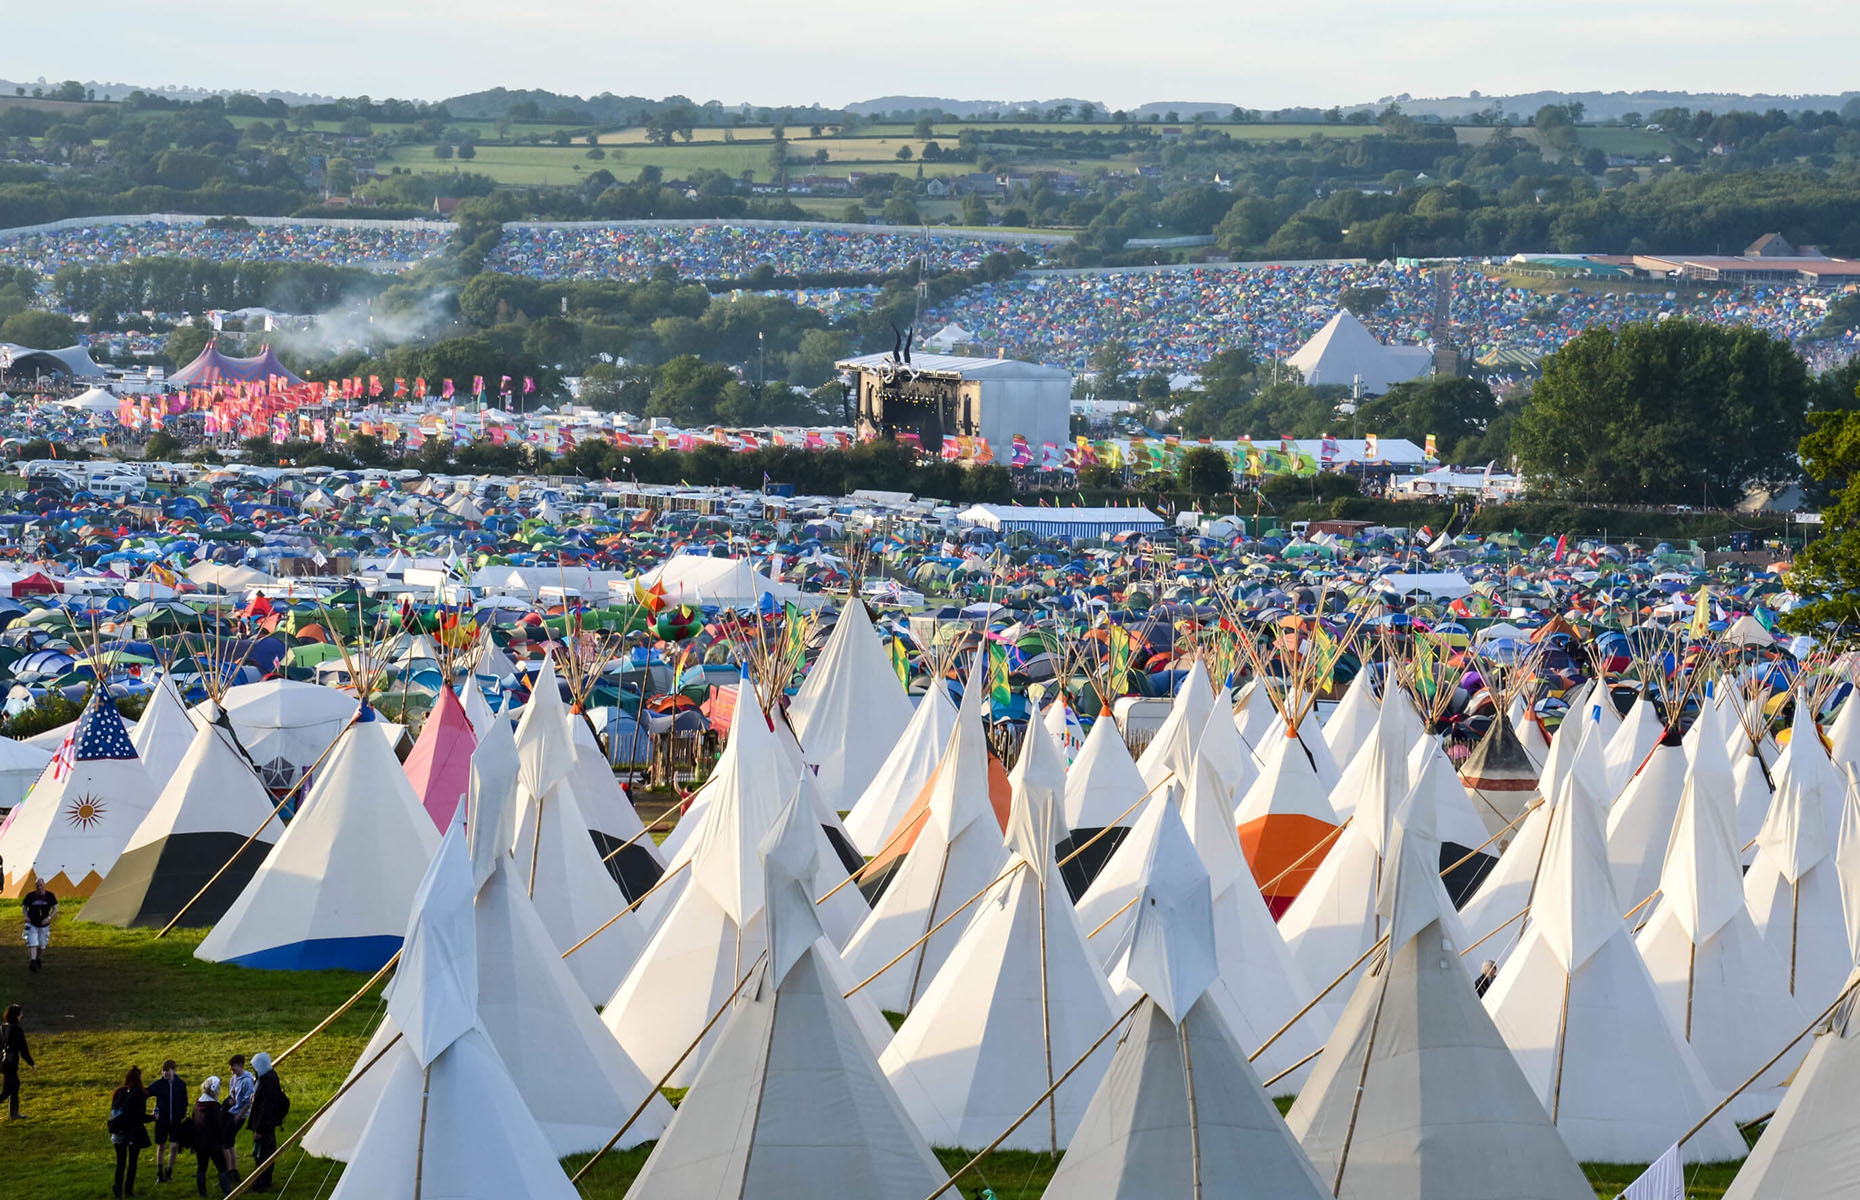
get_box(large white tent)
[1048,799,1330,1200]
[840,656,1010,1015]
[1745,699,1856,1014]
[304,718,671,1160]
[196,707,438,970]
[624,790,949,1200]
[1482,739,1745,1164]
[881,723,1118,1153]
[127,673,198,793]
[787,601,915,816]
[635,554,823,609]
[83,701,279,929]
[321,820,580,1200]
[0,690,159,897]
[1635,729,1808,1121]
[1288,807,1593,1200]
[842,682,957,856]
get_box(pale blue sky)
[6,0,1857,109]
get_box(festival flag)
[522,377,536,395]
[1689,586,1713,640]
[1364,433,1379,460]
[393,378,408,398]
[442,378,455,399]
[987,641,1012,710]
[888,636,912,688]
[472,375,486,397]
[1107,624,1135,695]
[1425,433,1438,460]
[368,376,383,397]
[1011,434,1032,467]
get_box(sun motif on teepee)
[65,794,107,828]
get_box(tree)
[647,355,735,424]
[1338,285,1389,317]
[913,116,935,140]
[1512,320,1811,505]
[1178,446,1234,496]
[0,310,77,348]
[1089,340,1134,404]
[164,323,212,369]
[895,144,913,161]
[881,195,920,225]
[325,157,357,195]
[1353,376,1499,461]
[960,193,989,226]
[1782,395,1860,636]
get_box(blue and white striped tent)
[957,504,1165,540]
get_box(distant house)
[925,177,952,197]
[955,173,999,196]
[432,196,461,216]
[1160,126,1184,141]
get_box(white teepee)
[840,655,1010,1015]
[1744,696,1857,1014]
[1635,727,1808,1121]
[322,819,579,1200]
[0,689,160,898]
[788,601,915,816]
[1288,802,1593,1200]
[1048,799,1329,1200]
[128,672,198,792]
[881,722,1117,1152]
[1482,733,1745,1164]
[843,681,957,856]
[196,705,438,970]
[623,788,949,1200]
[305,718,673,1159]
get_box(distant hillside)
[1372,89,1860,122]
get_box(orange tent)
[859,750,1012,885]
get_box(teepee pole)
[561,859,689,958]
[1677,973,1860,1151]
[1790,880,1800,995]
[1330,957,1393,1197]
[1685,941,1697,1040]
[156,714,356,938]
[599,803,680,865]
[223,1031,403,1200]
[1250,933,1387,1063]
[922,996,1145,1200]
[907,845,956,1010]
[412,1062,431,1200]
[844,862,1025,1000]
[526,789,546,898]
[276,950,401,1067]
[1458,906,1530,959]
[1260,1044,1325,1091]
[1180,1022,1204,1200]
[1038,873,1056,1156]
[1086,895,1139,939]
[1549,971,1572,1123]
[570,952,766,1184]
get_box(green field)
[0,898,1752,1200]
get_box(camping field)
[0,899,1747,1200]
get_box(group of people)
[106,1052,287,1198]
[0,221,451,279]
[485,222,1043,281]
[914,258,1859,374]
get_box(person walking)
[110,1066,153,1197]
[150,1059,188,1184]
[21,878,56,972]
[189,1077,229,1199]
[247,1051,286,1193]
[0,1003,32,1119]
[222,1054,254,1170]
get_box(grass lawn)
[0,899,1751,1200]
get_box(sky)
[6,0,1859,110]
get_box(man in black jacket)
[247,1051,285,1193]
[150,1060,188,1183]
